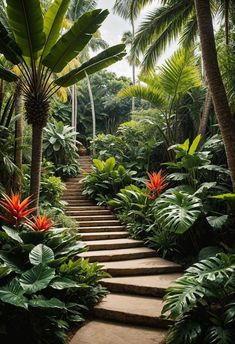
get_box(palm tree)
[118,48,202,148]
[0,0,125,209]
[194,0,235,190]
[114,0,149,111]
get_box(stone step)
[79,226,126,233]
[80,247,156,262]
[69,320,167,344]
[84,238,143,251]
[62,195,87,200]
[101,273,182,297]
[101,257,182,277]
[65,201,95,206]
[72,215,116,221]
[94,293,170,328]
[80,232,129,241]
[65,206,106,211]
[66,210,112,216]
[79,220,121,227]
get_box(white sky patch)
[97,0,179,78]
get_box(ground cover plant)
[0,192,108,344]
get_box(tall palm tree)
[194,0,235,190]
[0,0,125,209]
[114,0,149,111]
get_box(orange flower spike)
[145,170,169,199]
[30,214,54,232]
[0,192,36,227]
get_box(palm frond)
[117,84,165,108]
[113,0,154,20]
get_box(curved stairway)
[64,156,182,344]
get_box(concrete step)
[65,210,112,216]
[102,257,182,277]
[80,247,156,262]
[84,238,143,251]
[79,226,126,233]
[69,320,167,344]
[72,215,116,221]
[79,220,121,227]
[101,273,182,297]
[94,293,170,328]
[62,195,87,200]
[80,232,129,241]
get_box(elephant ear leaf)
[6,0,45,59]
[0,22,22,64]
[43,9,109,73]
[54,44,126,87]
[43,0,70,59]
[0,65,18,82]
[29,244,55,266]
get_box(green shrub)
[0,193,108,344]
[83,157,136,204]
[40,176,66,209]
[163,253,235,344]
[43,121,80,178]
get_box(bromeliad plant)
[0,0,125,209]
[145,170,169,199]
[0,192,108,343]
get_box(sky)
[96,0,178,78]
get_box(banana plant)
[0,0,125,210]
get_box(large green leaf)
[43,0,70,58]
[29,297,65,309]
[50,277,79,290]
[0,65,18,82]
[155,191,202,234]
[29,244,55,266]
[118,85,165,107]
[43,9,109,73]
[0,279,28,309]
[0,22,22,64]
[19,263,55,294]
[2,225,23,243]
[6,0,45,59]
[55,44,126,86]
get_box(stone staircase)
[65,156,182,344]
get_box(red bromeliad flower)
[0,192,36,227]
[29,214,54,232]
[145,170,169,199]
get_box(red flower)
[28,214,54,232]
[145,170,169,199]
[0,192,36,227]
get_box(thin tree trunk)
[86,72,96,156]
[14,81,23,192]
[71,85,77,142]
[131,18,136,112]
[198,89,212,139]
[225,0,229,46]
[30,124,43,211]
[194,0,235,190]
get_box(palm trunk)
[86,72,96,156]
[30,124,43,211]
[131,18,136,113]
[225,0,229,46]
[194,0,235,190]
[71,85,77,142]
[14,81,23,192]
[198,89,212,139]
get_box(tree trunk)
[131,18,136,113]
[225,0,229,46]
[194,0,235,190]
[71,84,77,142]
[86,72,96,156]
[198,89,212,139]
[30,124,43,211]
[14,81,23,192]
